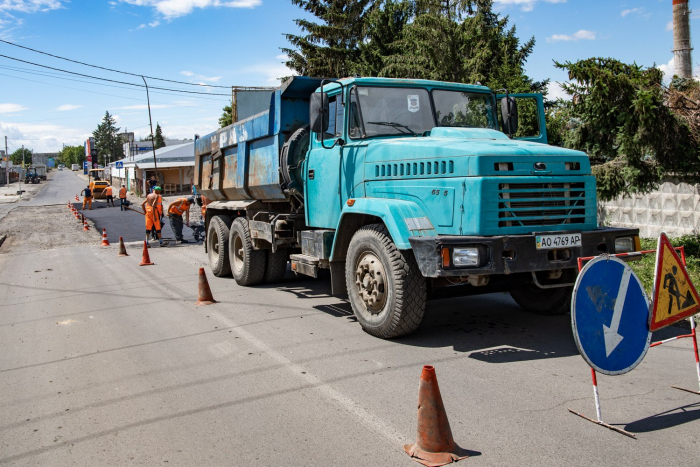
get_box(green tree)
[555,57,700,200]
[219,103,233,128]
[10,148,31,166]
[154,123,166,149]
[283,0,372,77]
[92,111,122,167]
[57,145,86,167]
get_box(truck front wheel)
[229,218,266,286]
[509,284,572,315]
[345,224,426,338]
[207,216,232,277]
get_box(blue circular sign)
[572,256,651,375]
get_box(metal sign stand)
[568,368,636,438]
[570,245,700,438]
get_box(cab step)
[290,254,319,278]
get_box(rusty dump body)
[194,76,321,203]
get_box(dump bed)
[194,76,323,202]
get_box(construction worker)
[168,197,194,243]
[81,185,92,210]
[104,185,115,207]
[119,184,128,211]
[142,186,164,247]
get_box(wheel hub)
[354,252,386,314]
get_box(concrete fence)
[598,180,700,238]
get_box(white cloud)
[0,1,63,13]
[621,7,651,19]
[243,60,297,84]
[0,120,91,153]
[180,70,194,76]
[56,104,82,111]
[547,29,596,43]
[179,70,221,83]
[0,103,27,114]
[494,0,566,13]
[667,20,673,31]
[119,0,261,19]
[136,23,146,29]
[148,20,159,27]
[658,57,675,81]
[547,82,569,101]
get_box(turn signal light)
[441,247,450,268]
[347,199,355,206]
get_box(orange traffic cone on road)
[139,241,154,266]
[195,267,217,306]
[83,215,89,231]
[118,237,128,257]
[101,228,110,246]
[75,209,80,221]
[75,194,79,201]
[404,365,469,466]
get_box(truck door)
[305,93,345,229]
[497,93,548,144]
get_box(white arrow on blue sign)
[572,256,651,376]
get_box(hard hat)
[154,186,162,192]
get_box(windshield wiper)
[366,121,418,136]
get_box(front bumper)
[408,227,640,278]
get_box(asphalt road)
[1,171,700,466]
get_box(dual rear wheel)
[206,216,288,285]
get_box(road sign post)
[569,255,651,438]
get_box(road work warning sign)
[650,233,700,331]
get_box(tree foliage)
[10,148,31,165]
[92,111,122,167]
[219,103,233,128]
[57,145,86,167]
[554,58,700,200]
[154,123,166,149]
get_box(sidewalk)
[0,181,45,204]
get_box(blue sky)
[0,0,694,153]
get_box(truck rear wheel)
[345,224,426,339]
[509,285,572,315]
[207,216,231,277]
[229,218,266,286]
[262,249,288,284]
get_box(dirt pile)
[0,206,99,254]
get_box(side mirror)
[500,96,518,136]
[309,92,329,134]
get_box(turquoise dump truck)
[195,76,639,338]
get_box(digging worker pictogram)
[663,265,683,315]
[80,185,92,210]
[142,186,164,247]
[168,197,194,243]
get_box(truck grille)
[498,182,586,228]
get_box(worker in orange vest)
[80,185,92,210]
[168,197,194,243]
[119,184,128,211]
[141,187,164,247]
[104,185,115,207]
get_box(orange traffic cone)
[139,241,154,266]
[83,215,89,231]
[195,267,217,306]
[101,228,110,246]
[75,209,80,220]
[118,237,128,257]
[75,194,79,201]
[404,366,469,466]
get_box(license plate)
[536,233,582,250]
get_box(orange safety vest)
[155,195,163,216]
[104,187,113,196]
[168,198,191,216]
[119,187,127,198]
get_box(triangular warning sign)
[650,233,700,331]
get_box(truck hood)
[363,127,590,176]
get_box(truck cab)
[196,76,639,339]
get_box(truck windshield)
[432,90,497,129]
[354,87,435,137]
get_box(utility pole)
[673,0,693,79]
[141,76,159,190]
[19,144,23,198]
[4,136,8,187]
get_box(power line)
[0,53,232,96]
[0,38,234,89]
[0,65,228,102]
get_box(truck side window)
[316,96,338,141]
[335,95,344,138]
[349,88,362,139]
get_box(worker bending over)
[81,185,92,210]
[142,186,164,247]
[104,185,115,207]
[168,197,194,243]
[119,184,127,211]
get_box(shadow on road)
[270,271,580,363]
[624,402,700,433]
